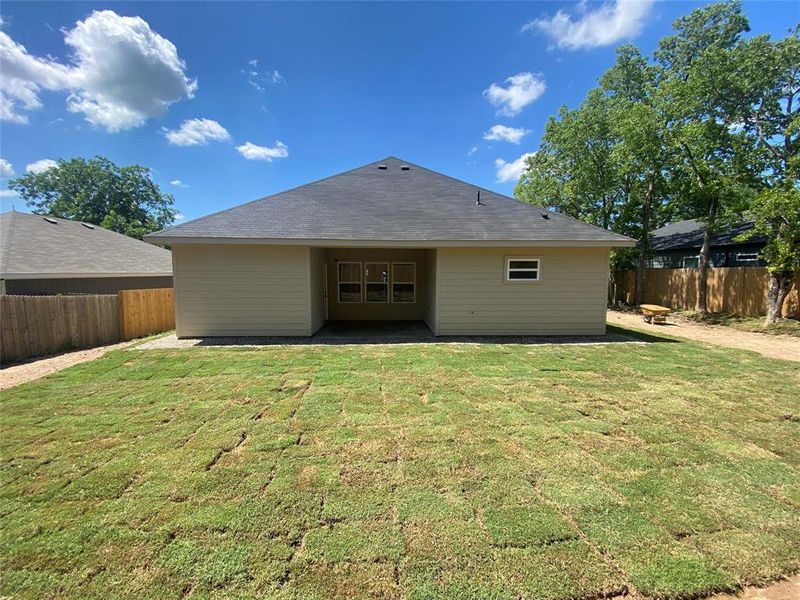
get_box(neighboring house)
[1,211,173,295]
[145,157,633,337]
[648,219,767,269]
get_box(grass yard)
[1,327,799,599]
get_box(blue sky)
[0,1,796,223]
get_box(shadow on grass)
[174,322,678,348]
[606,324,681,344]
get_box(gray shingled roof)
[145,157,632,246]
[1,211,172,278]
[650,219,764,252]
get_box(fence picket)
[1,288,174,363]
[616,267,800,318]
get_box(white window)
[682,255,700,269]
[505,258,540,282]
[391,262,415,303]
[736,253,758,262]
[337,262,362,303]
[365,262,389,303]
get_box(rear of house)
[146,157,633,337]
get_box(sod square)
[2,337,799,598]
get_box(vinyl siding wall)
[172,244,311,337]
[435,247,609,335]
[309,247,326,334]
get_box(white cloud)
[494,153,535,183]
[236,140,288,162]
[483,72,545,117]
[170,179,188,188]
[0,158,14,177]
[523,0,655,50]
[0,189,18,197]
[0,10,196,130]
[243,59,285,91]
[174,212,186,221]
[467,146,478,157]
[26,158,58,173]
[483,125,531,144]
[164,118,231,146]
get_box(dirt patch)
[713,575,800,600]
[0,340,137,391]
[608,310,800,362]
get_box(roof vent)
[43,217,58,224]
[400,165,410,171]
[475,190,483,206]
[541,213,550,220]
[81,222,95,229]
[377,164,387,170]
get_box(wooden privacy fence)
[615,267,800,318]
[1,288,174,363]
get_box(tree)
[727,27,800,322]
[655,0,757,316]
[9,156,175,239]
[601,45,675,304]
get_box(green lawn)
[2,327,799,599]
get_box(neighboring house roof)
[650,219,765,252]
[146,157,633,247]
[1,211,173,279]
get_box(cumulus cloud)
[495,153,535,183]
[483,125,531,144]
[0,189,18,197]
[26,158,58,173]
[170,179,188,188]
[0,10,196,130]
[164,118,231,146]
[523,0,655,50]
[236,141,288,162]
[484,72,545,117]
[467,146,478,157]
[0,158,14,177]
[174,212,186,221]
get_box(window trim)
[337,261,362,303]
[736,252,759,262]
[505,257,541,283]
[681,255,700,269]
[390,262,416,304]
[364,261,389,304]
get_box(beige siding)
[309,247,325,334]
[173,244,311,336]
[424,249,437,333]
[436,247,609,335]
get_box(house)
[1,211,173,295]
[145,157,633,337]
[648,219,767,269]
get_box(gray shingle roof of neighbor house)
[0,211,173,279]
[145,157,634,247]
[650,218,765,252]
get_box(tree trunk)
[765,271,793,324]
[697,198,718,318]
[635,180,655,306]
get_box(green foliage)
[8,156,175,239]
[516,1,798,316]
